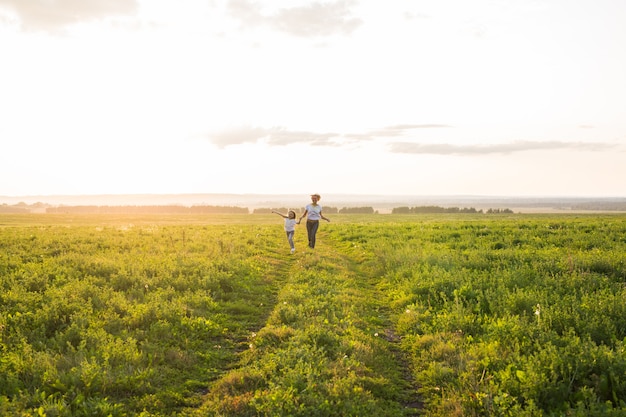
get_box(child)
[272,210,300,253]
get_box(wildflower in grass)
[535,304,542,324]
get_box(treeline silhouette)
[0,205,30,213]
[46,205,249,214]
[253,207,376,214]
[5,203,514,215]
[392,206,513,214]
[485,208,515,214]
[338,206,376,214]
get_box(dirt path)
[318,238,424,414]
[191,232,423,415]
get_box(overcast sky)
[1,0,625,197]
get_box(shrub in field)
[344,215,626,416]
[196,249,410,417]
[0,220,284,416]
[2,213,626,416]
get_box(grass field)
[1,213,625,416]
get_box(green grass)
[1,213,625,416]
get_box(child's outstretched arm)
[271,210,288,218]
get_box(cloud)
[210,126,270,147]
[389,140,616,155]
[269,129,340,146]
[209,126,341,148]
[227,0,362,37]
[207,124,622,158]
[340,124,451,141]
[0,0,139,32]
[369,124,452,137]
[208,124,450,148]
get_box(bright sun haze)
[1,0,625,198]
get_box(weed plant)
[1,213,625,416]
[343,215,626,416]
[0,217,283,416]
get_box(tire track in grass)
[328,235,424,415]
[190,232,422,416]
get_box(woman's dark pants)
[306,220,319,248]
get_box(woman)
[299,194,330,249]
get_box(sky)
[1,0,625,198]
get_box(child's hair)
[288,210,296,218]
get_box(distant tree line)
[46,205,249,214]
[485,208,514,214]
[0,205,30,213]
[253,207,376,214]
[253,208,296,214]
[1,202,47,213]
[0,203,530,215]
[391,206,514,214]
[392,206,482,214]
[338,207,376,214]
[571,202,626,211]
